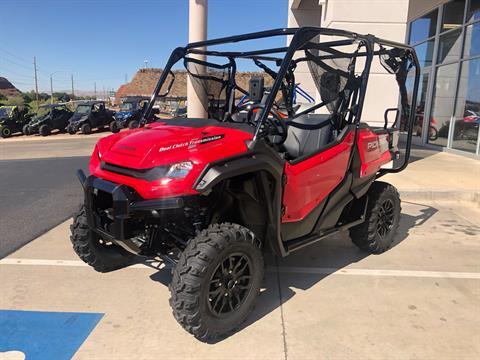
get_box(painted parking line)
[0,310,103,360]
[2,258,480,280]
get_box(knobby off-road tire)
[22,124,30,135]
[110,120,119,133]
[128,120,139,129]
[169,223,264,342]
[80,123,92,135]
[0,126,12,138]
[349,181,401,254]
[39,124,51,136]
[70,205,135,272]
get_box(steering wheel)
[246,104,288,145]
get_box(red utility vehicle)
[71,27,420,341]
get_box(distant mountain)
[0,77,21,97]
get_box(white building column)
[187,0,208,118]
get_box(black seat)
[283,114,333,159]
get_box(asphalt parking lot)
[1,200,479,359]
[0,133,105,257]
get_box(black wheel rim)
[207,253,252,317]
[376,199,395,238]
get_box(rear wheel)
[80,123,91,134]
[349,181,401,254]
[169,223,263,342]
[0,126,12,138]
[128,120,139,129]
[70,205,135,272]
[39,124,51,136]
[110,120,119,133]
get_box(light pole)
[50,71,70,104]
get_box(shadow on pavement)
[148,201,438,342]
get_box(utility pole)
[94,82,97,100]
[71,74,75,100]
[33,56,39,104]
[144,60,148,69]
[50,75,54,104]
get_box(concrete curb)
[399,190,480,205]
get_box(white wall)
[288,0,410,126]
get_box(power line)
[0,68,34,80]
[0,48,32,65]
[0,56,33,71]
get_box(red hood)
[90,121,253,199]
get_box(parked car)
[0,105,33,138]
[110,97,149,133]
[66,101,115,135]
[25,103,73,136]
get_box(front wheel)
[169,223,263,342]
[39,124,51,136]
[22,124,31,135]
[70,206,135,272]
[80,123,92,135]
[128,120,139,129]
[429,126,438,141]
[349,181,401,254]
[110,120,119,133]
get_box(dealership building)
[287,0,480,158]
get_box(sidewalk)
[385,150,480,203]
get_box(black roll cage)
[143,27,420,174]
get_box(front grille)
[101,161,167,182]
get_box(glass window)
[467,0,480,23]
[405,73,430,137]
[442,0,466,32]
[429,63,459,146]
[463,22,480,58]
[452,58,480,152]
[414,40,435,67]
[437,28,463,64]
[409,9,438,44]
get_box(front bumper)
[28,124,39,133]
[114,118,129,128]
[67,123,81,132]
[78,170,184,251]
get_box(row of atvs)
[0,96,152,138]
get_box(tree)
[4,95,25,107]
[52,92,70,102]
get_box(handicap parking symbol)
[0,310,103,360]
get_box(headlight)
[165,161,193,179]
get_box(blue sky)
[0,0,287,93]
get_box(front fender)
[194,143,288,257]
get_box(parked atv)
[66,101,114,135]
[0,105,33,138]
[71,28,420,341]
[25,103,73,136]
[110,96,149,133]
